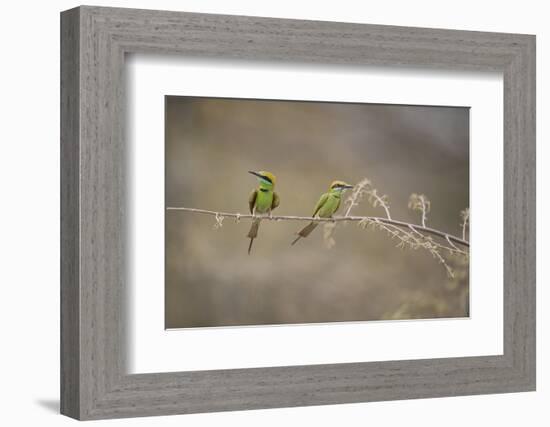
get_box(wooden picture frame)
[60,5,536,420]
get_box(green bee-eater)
[247,170,280,254]
[291,180,353,245]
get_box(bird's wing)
[312,192,329,217]
[335,196,341,213]
[248,189,258,214]
[271,191,280,210]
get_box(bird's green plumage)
[250,184,276,214]
[247,171,280,254]
[312,190,342,218]
[291,181,352,245]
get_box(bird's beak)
[248,171,263,179]
[344,184,354,189]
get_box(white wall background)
[0,0,546,425]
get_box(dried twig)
[344,178,369,217]
[345,179,466,278]
[445,235,460,252]
[409,194,430,227]
[365,185,392,220]
[461,208,470,241]
[360,218,455,277]
[213,213,224,229]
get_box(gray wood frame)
[60,5,536,420]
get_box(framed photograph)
[61,6,535,420]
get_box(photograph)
[165,96,470,329]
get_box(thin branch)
[399,223,454,277]
[408,193,430,228]
[445,235,460,252]
[344,178,369,217]
[460,208,470,241]
[365,187,392,219]
[409,221,466,256]
[420,197,428,227]
[213,213,224,229]
[166,206,469,248]
[408,223,422,237]
[373,219,402,240]
[362,218,455,277]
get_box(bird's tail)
[247,218,261,254]
[291,221,318,245]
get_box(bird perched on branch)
[291,180,353,246]
[247,170,280,254]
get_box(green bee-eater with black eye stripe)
[291,180,353,246]
[247,171,280,254]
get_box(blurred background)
[165,96,469,328]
